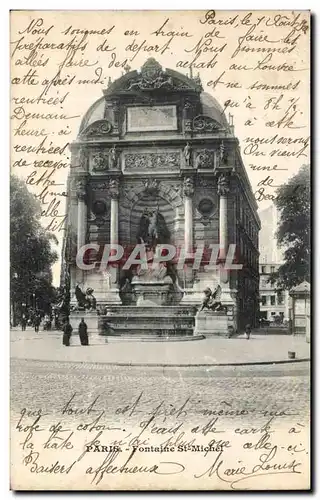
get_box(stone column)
[217,174,229,260]
[109,179,119,245]
[183,177,194,254]
[109,178,121,294]
[76,179,87,251]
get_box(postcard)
[10,10,310,490]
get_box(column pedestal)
[69,310,107,345]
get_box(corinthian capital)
[217,174,230,196]
[183,177,194,198]
[76,178,87,200]
[109,178,119,199]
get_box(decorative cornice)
[193,115,223,133]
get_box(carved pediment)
[105,58,203,94]
[193,115,223,133]
[80,119,112,138]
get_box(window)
[277,291,284,305]
[261,266,266,273]
[270,266,275,273]
[271,312,276,316]
[270,295,276,306]
[261,296,267,306]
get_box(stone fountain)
[98,206,201,341]
[99,258,200,341]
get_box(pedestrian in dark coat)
[34,315,41,332]
[78,318,89,346]
[62,321,73,346]
[21,316,27,331]
[245,324,251,340]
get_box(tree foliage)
[10,175,58,318]
[270,164,310,289]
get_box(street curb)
[11,356,310,368]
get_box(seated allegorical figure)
[74,285,97,310]
[199,284,225,313]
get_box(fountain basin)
[99,305,198,340]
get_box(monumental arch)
[63,58,260,336]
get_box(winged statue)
[199,284,225,313]
[75,285,96,310]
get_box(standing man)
[78,318,89,346]
[62,320,73,346]
[245,324,252,340]
[34,314,41,333]
[21,315,27,331]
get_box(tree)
[10,175,58,324]
[270,164,310,290]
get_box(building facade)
[259,262,289,323]
[259,206,289,324]
[63,58,260,332]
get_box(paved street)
[10,327,310,425]
[10,328,310,366]
[11,357,310,423]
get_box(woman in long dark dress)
[62,321,73,346]
[78,318,89,346]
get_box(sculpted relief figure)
[136,206,170,250]
[219,140,228,165]
[184,142,192,166]
[109,145,119,170]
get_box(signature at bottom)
[194,448,302,489]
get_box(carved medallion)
[196,149,216,169]
[91,152,109,172]
[198,198,215,216]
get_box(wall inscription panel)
[127,105,177,132]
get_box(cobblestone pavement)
[11,358,310,425]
